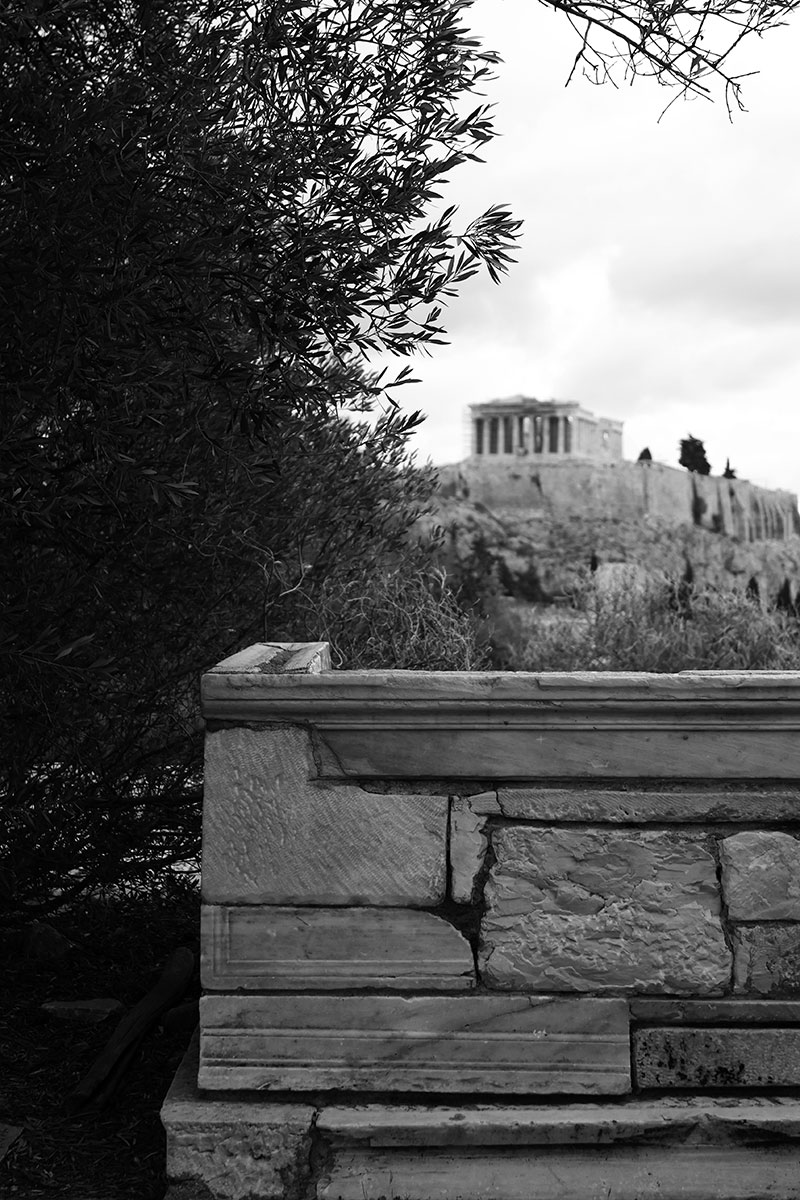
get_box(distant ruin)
[469,395,623,462]
[452,395,798,545]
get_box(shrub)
[267,558,488,671]
[510,574,800,672]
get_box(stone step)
[317,1101,800,1200]
[317,1098,800,1147]
[317,1144,800,1200]
[164,1039,800,1200]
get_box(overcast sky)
[393,0,800,494]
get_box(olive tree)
[0,0,519,910]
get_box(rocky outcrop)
[425,493,800,609]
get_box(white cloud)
[396,0,800,497]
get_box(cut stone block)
[496,787,800,824]
[202,727,446,905]
[720,831,800,919]
[199,994,631,1094]
[631,998,800,1024]
[317,1098,800,1147]
[314,726,800,779]
[207,641,330,675]
[161,1032,314,1200]
[201,905,475,991]
[733,924,800,995]
[317,1145,800,1200]
[634,1027,800,1089]
[479,827,730,993]
[449,793,499,903]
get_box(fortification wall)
[439,458,798,543]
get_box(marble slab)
[199,994,631,1094]
[203,727,446,905]
[201,905,475,991]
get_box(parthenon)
[469,395,623,462]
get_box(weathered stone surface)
[449,794,499,903]
[206,641,330,676]
[318,1145,800,1200]
[161,1032,314,1200]
[41,998,123,1023]
[631,998,800,1024]
[318,1098,800,1147]
[479,828,729,993]
[201,905,475,990]
[496,787,800,824]
[316,724,800,780]
[634,1027,800,1089]
[733,924,800,995]
[199,994,631,1094]
[203,727,446,905]
[721,831,800,919]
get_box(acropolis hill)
[433,395,800,605]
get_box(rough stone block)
[199,994,631,1094]
[634,1027,800,1089]
[317,1145,800,1200]
[161,1032,314,1200]
[479,828,730,993]
[201,905,475,990]
[496,787,800,824]
[733,924,800,995]
[721,831,800,919]
[449,793,499,903]
[203,727,446,905]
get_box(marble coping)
[201,644,800,778]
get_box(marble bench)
[162,642,800,1199]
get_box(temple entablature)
[469,395,623,463]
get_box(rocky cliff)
[429,460,800,610]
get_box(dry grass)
[507,575,800,672]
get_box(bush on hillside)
[509,574,800,672]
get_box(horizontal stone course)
[479,827,730,993]
[317,1098,800,1146]
[199,994,631,1094]
[201,905,475,991]
[630,998,800,1024]
[496,787,800,823]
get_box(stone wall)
[162,644,800,1200]
[439,458,798,544]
